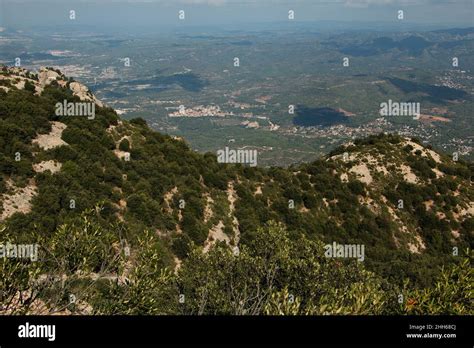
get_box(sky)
[0,0,473,31]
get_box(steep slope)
[0,66,472,314]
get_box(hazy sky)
[1,0,473,31]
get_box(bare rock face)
[38,67,62,88]
[3,67,104,107]
[32,160,62,174]
[9,67,29,77]
[0,179,38,222]
[0,67,37,92]
[32,121,68,150]
[69,81,104,107]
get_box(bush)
[24,80,36,92]
[119,138,130,152]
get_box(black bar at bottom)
[0,315,471,346]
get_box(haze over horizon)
[1,0,473,33]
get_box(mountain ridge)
[0,66,472,314]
